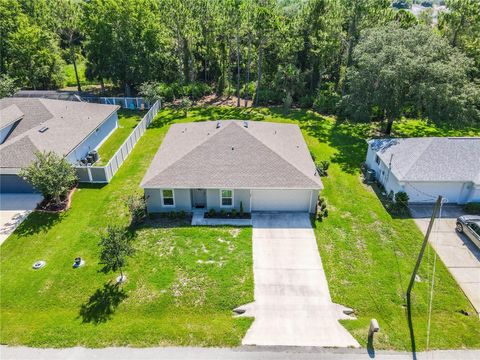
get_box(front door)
[193,189,207,208]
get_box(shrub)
[220,209,226,217]
[231,209,237,217]
[313,84,341,114]
[19,151,77,205]
[239,201,244,216]
[208,208,216,217]
[126,194,147,226]
[464,203,480,215]
[240,81,256,100]
[299,95,314,108]
[178,210,186,219]
[179,97,192,117]
[168,211,177,219]
[283,93,293,112]
[316,197,328,221]
[395,191,409,208]
[316,160,330,177]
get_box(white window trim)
[161,189,175,207]
[220,189,234,208]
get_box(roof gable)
[141,121,323,189]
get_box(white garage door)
[251,190,311,212]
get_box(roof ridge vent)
[38,126,49,133]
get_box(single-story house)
[141,120,323,213]
[0,98,119,193]
[365,137,480,204]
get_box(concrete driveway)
[411,205,480,317]
[239,213,359,347]
[0,194,42,245]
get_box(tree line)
[1,0,479,133]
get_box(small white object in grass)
[116,274,127,283]
[32,260,46,270]
[73,257,85,268]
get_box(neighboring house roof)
[0,104,24,130]
[368,137,480,184]
[0,98,119,169]
[141,120,323,190]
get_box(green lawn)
[1,106,479,349]
[0,112,252,347]
[64,60,97,88]
[95,109,146,166]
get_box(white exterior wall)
[366,145,404,196]
[144,188,192,213]
[468,185,480,203]
[404,181,474,204]
[66,111,118,164]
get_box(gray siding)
[67,111,118,163]
[310,189,319,213]
[145,188,192,213]
[206,188,251,212]
[0,174,36,193]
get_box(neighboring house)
[366,137,480,204]
[0,98,119,193]
[141,120,323,214]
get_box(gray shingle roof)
[141,121,323,189]
[368,137,480,184]
[0,104,24,130]
[0,98,119,169]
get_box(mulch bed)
[204,212,251,220]
[36,187,76,213]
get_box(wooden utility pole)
[406,195,442,355]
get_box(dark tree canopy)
[341,24,479,134]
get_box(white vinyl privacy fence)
[75,100,161,183]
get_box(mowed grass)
[64,60,96,88]
[0,112,253,347]
[1,106,479,349]
[96,109,146,166]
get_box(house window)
[220,189,233,207]
[162,189,175,206]
[375,155,381,165]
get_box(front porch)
[191,209,252,226]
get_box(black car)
[456,215,480,249]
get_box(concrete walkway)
[411,205,480,317]
[191,210,252,226]
[2,346,479,360]
[239,213,359,347]
[0,194,42,245]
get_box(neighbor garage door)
[0,174,35,193]
[251,189,311,212]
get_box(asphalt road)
[2,346,479,360]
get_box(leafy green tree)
[438,0,480,76]
[83,0,176,95]
[0,0,24,74]
[19,151,77,205]
[7,18,64,89]
[341,24,477,134]
[98,225,134,282]
[55,0,84,91]
[0,75,18,98]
